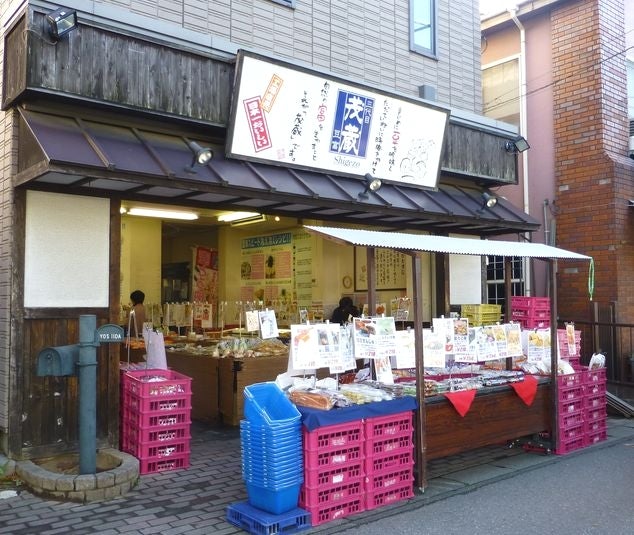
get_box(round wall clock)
[342,275,352,289]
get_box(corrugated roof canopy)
[304,225,592,260]
[16,107,541,236]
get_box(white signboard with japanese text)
[227,51,449,189]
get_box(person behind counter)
[331,296,360,324]
[129,289,147,338]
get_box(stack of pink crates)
[583,365,607,446]
[300,410,414,526]
[555,369,586,454]
[510,296,551,329]
[121,369,192,475]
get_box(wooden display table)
[424,381,551,459]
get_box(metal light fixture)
[185,141,214,172]
[481,192,498,209]
[127,207,199,220]
[46,7,78,41]
[358,173,383,200]
[504,135,530,154]
[217,211,262,223]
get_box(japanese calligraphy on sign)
[228,51,449,189]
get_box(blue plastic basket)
[244,383,301,426]
[246,481,302,515]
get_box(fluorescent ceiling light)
[217,211,261,223]
[127,207,199,220]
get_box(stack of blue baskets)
[241,382,304,515]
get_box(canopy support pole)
[412,252,427,490]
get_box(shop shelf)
[123,369,192,398]
[302,420,364,452]
[244,382,301,427]
[246,481,302,515]
[364,411,413,440]
[303,462,364,488]
[365,481,414,511]
[139,452,190,474]
[304,445,363,471]
[226,501,311,535]
[364,450,414,476]
[366,466,414,493]
[302,495,365,527]
[554,435,584,455]
[299,477,364,507]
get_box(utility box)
[37,344,79,376]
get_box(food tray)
[302,420,364,452]
[123,369,192,398]
[299,478,363,507]
[364,411,413,440]
[302,495,364,527]
[226,501,311,535]
[365,481,414,511]
[303,461,364,488]
[139,452,190,474]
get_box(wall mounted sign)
[227,51,450,189]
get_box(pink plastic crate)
[137,438,190,460]
[584,428,607,446]
[304,462,364,488]
[517,318,550,329]
[511,307,550,320]
[585,406,607,422]
[511,296,551,309]
[584,417,607,434]
[124,369,192,398]
[303,420,363,452]
[583,367,606,385]
[123,407,191,429]
[584,381,606,397]
[299,478,363,507]
[303,496,365,527]
[304,445,363,471]
[558,398,583,415]
[555,435,584,455]
[557,370,584,389]
[558,384,584,402]
[366,466,413,493]
[557,409,584,430]
[124,391,191,414]
[364,411,413,440]
[365,450,413,476]
[139,452,190,474]
[559,423,584,441]
[366,434,412,457]
[365,481,414,511]
[584,393,606,410]
[124,422,190,447]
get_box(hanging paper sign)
[475,326,499,362]
[565,324,577,356]
[258,309,279,339]
[374,317,397,360]
[452,318,471,361]
[245,310,259,332]
[391,297,411,321]
[394,329,416,368]
[423,328,446,368]
[315,323,345,373]
[374,356,394,384]
[339,324,357,371]
[505,323,523,357]
[491,324,509,359]
[433,317,455,355]
[525,329,550,363]
[290,324,319,369]
[455,326,479,363]
[352,318,376,359]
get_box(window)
[486,256,524,313]
[410,0,436,57]
[270,0,295,7]
[482,58,520,127]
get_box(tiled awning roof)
[16,107,540,236]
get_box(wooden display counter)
[218,354,290,426]
[424,381,552,459]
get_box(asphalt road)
[336,440,634,535]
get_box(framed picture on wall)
[354,247,407,291]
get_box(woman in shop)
[129,289,147,338]
[330,296,360,324]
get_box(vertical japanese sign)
[227,51,449,189]
[192,247,218,304]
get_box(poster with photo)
[290,324,319,369]
[258,309,279,339]
[352,318,376,359]
[339,325,358,371]
[316,323,346,373]
[393,329,416,369]
[452,318,471,361]
[433,317,456,355]
[374,317,397,360]
[391,297,411,321]
[505,323,523,357]
[525,329,550,363]
[423,328,446,368]
[491,324,509,359]
[455,326,478,363]
[245,310,259,332]
[475,326,499,361]
[565,323,577,356]
[374,356,394,385]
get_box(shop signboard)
[227,51,450,190]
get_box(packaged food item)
[288,389,334,410]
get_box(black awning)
[16,107,539,236]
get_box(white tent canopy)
[304,225,592,261]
